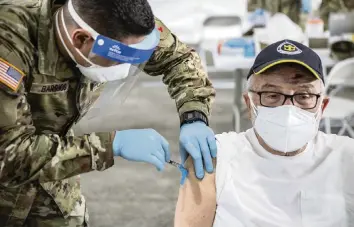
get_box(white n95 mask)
[76,63,131,83]
[253,105,321,153]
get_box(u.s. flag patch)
[0,58,24,92]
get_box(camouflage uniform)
[247,0,302,24]
[0,0,215,226]
[319,0,354,30]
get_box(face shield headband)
[66,0,160,65]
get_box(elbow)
[0,158,28,188]
[174,186,217,227]
[0,144,32,188]
[0,127,37,188]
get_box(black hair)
[70,0,155,40]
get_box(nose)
[283,97,294,105]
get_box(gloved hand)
[179,121,217,179]
[113,129,170,171]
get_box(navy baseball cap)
[247,39,324,84]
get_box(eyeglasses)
[249,90,321,109]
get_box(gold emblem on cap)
[283,44,297,52]
[277,41,302,55]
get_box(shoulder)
[154,17,176,48]
[154,17,170,40]
[216,130,250,146]
[0,0,43,91]
[215,130,252,160]
[216,131,241,141]
[0,0,42,44]
[0,0,41,52]
[314,131,354,155]
[0,0,41,23]
[315,131,354,145]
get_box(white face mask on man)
[251,101,322,153]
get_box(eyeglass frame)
[248,90,322,110]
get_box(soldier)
[247,0,312,28]
[319,0,354,30]
[247,0,303,24]
[0,0,217,226]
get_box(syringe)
[167,160,189,185]
[168,160,182,168]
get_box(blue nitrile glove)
[179,121,217,179]
[301,0,311,13]
[113,129,171,171]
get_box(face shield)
[64,0,159,72]
[59,0,160,134]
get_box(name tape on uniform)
[30,81,69,94]
[0,58,25,92]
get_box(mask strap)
[314,100,323,120]
[67,0,99,39]
[55,10,77,63]
[248,93,258,117]
[60,9,99,67]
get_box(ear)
[243,93,252,120]
[72,29,94,51]
[321,97,330,113]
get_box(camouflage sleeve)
[143,18,215,118]
[0,5,114,188]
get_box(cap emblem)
[277,41,302,55]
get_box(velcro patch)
[30,81,69,94]
[154,17,170,40]
[0,58,25,92]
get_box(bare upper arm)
[174,156,217,227]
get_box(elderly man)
[174,39,354,227]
